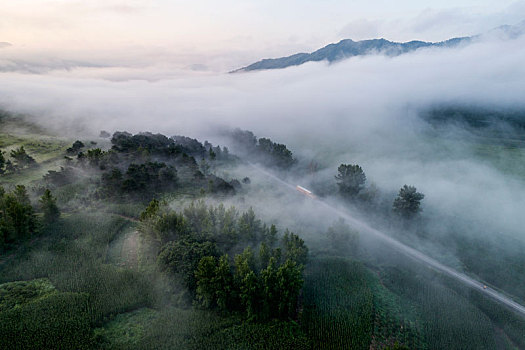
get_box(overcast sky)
[1,1,525,71]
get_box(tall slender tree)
[40,189,60,224]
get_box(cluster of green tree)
[230,129,296,169]
[111,132,231,163]
[43,166,77,187]
[77,148,113,169]
[392,185,425,219]
[0,185,36,248]
[0,146,37,174]
[194,247,304,321]
[335,163,424,220]
[50,132,240,202]
[66,140,85,154]
[203,140,230,161]
[101,162,178,197]
[0,185,59,250]
[139,200,308,321]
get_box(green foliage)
[301,258,374,350]
[139,199,191,243]
[0,185,37,247]
[0,150,5,174]
[66,140,85,154]
[126,162,177,192]
[142,201,308,322]
[234,247,261,319]
[140,198,161,221]
[259,257,303,320]
[158,239,219,292]
[10,146,37,169]
[195,256,219,308]
[0,278,56,312]
[98,306,309,350]
[282,229,308,265]
[274,259,304,318]
[43,166,77,187]
[100,162,178,199]
[214,255,235,312]
[196,253,303,321]
[237,207,261,242]
[392,185,425,219]
[95,308,159,349]
[40,188,60,224]
[335,163,367,198]
[141,201,275,251]
[0,292,96,350]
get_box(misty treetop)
[10,146,37,169]
[0,146,37,174]
[110,131,232,163]
[139,200,282,250]
[229,128,297,169]
[393,185,425,219]
[42,130,242,203]
[43,166,78,187]
[336,164,367,199]
[326,218,359,255]
[66,140,85,155]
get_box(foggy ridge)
[235,21,525,72]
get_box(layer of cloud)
[1,34,525,251]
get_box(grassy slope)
[0,124,71,186]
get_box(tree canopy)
[392,185,425,219]
[335,164,366,199]
[39,189,60,224]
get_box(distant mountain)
[0,42,12,48]
[234,37,470,72]
[235,21,525,72]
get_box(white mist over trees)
[1,32,525,259]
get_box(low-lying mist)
[2,33,525,272]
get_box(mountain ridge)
[234,21,525,72]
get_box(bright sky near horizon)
[1,1,524,70]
